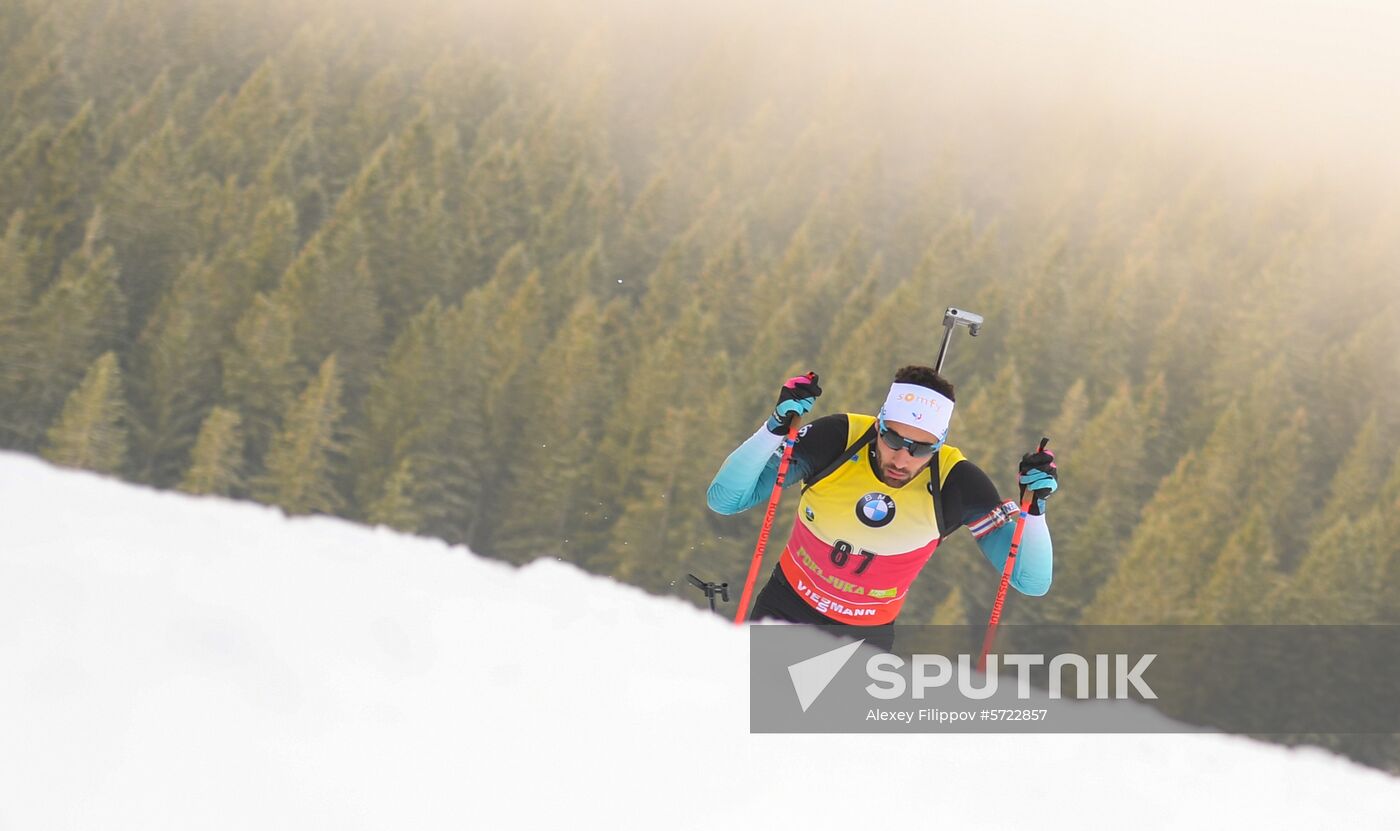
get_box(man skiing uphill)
[707,367,1057,648]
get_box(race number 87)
[829,540,876,575]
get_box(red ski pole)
[733,414,803,625]
[976,437,1049,671]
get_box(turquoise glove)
[1018,449,1058,516]
[766,373,821,434]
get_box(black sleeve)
[788,414,851,485]
[938,458,1006,536]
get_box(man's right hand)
[767,372,822,434]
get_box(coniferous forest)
[2,0,1399,764]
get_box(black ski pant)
[750,564,897,652]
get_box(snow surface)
[2,450,1398,830]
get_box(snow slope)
[2,451,1398,830]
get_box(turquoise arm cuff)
[974,513,1053,597]
[707,425,805,515]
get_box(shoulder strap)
[800,424,877,494]
[928,449,947,536]
[932,445,967,537]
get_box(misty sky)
[520,0,1400,193]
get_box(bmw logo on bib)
[856,493,896,528]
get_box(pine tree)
[783,232,869,368]
[256,354,346,515]
[212,196,300,316]
[129,257,226,485]
[17,210,126,447]
[27,101,101,283]
[271,217,383,399]
[1037,382,1151,624]
[0,121,56,238]
[364,458,426,532]
[252,116,307,201]
[1245,406,1316,571]
[1271,511,1387,624]
[74,0,175,107]
[179,407,244,497]
[1268,430,1400,624]
[221,293,305,464]
[344,65,412,169]
[1195,507,1282,623]
[1317,413,1388,525]
[615,171,682,290]
[352,292,493,543]
[533,170,601,271]
[492,296,612,563]
[814,273,912,417]
[188,59,292,185]
[546,239,609,327]
[463,139,535,270]
[454,269,549,551]
[99,69,173,165]
[602,409,689,585]
[1045,379,1090,462]
[99,120,196,332]
[1081,446,1220,626]
[1083,363,1301,624]
[427,123,483,287]
[371,174,453,330]
[351,298,457,527]
[1377,447,1400,623]
[519,102,600,208]
[604,362,743,589]
[42,351,128,474]
[950,362,1027,497]
[1142,287,1219,460]
[0,18,77,149]
[595,306,740,588]
[633,232,702,345]
[1311,314,1400,457]
[695,229,759,357]
[0,211,36,424]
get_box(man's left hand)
[1018,449,1058,516]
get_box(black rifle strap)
[928,448,948,537]
[801,424,877,494]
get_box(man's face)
[872,419,940,487]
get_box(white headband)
[879,383,954,440]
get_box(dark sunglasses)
[877,417,943,458]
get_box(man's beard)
[874,451,926,488]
